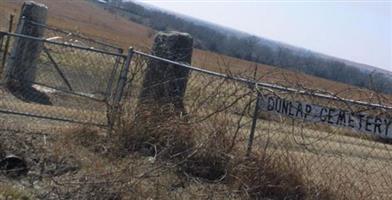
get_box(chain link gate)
[0,28,129,129]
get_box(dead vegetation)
[118,104,195,159]
[3,0,391,105]
[1,1,391,200]
[2,60,389,199]
[1,90,391,200]
[0,49,391,199]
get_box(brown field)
[0,0,391,199]
[1,0,391,104]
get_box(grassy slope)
[1,0,391,105]
[0,1,391,199]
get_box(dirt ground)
[0,122,242,200]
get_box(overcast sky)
[137,0,391,72]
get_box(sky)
[137,0,392,72]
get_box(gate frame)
[0,31,128,128]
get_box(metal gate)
[0,30,129,128]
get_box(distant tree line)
[95,0,392,94]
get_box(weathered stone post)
[137,31,193,115]
[3,1,50,104]
[128,32,194,155]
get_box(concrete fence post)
[137,31,193,115]
[3,1,50,104]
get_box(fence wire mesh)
[111,51,392,199]
[0,17,391,199]
[0,33,5,66]
[0,32,126,129]
[117,52,254,151]
[253,89,392,199]
[0,13,11,32]
[23,18,122,53]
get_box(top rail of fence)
[22,18,122,53]
[2,28,390,111]
[0,31,126,58]
[133,50,392,111]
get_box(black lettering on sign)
[267,96,274,111]
[288,102,295,116]
[320,108,328,122]
[365,116,373,132]
[259,95,391,139]
[358,114,365,130]
[348,113,355,128]
[295,102,303,118]
[282,100,289,115]
[275,97,282,113]
[374,117,382,135]
[336,110,346,126]
[327,108,335,124]
[385,119,392,137]
[304,104,312,119]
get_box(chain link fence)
[112,49,392,199]
[0,29,126,129]
[0,14,14,32]
[23,18,122,54]
[0,16,391,199]
[119,50,254,149]
[253,89,392,199]
[0,14,15,78]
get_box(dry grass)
[118,54,392,199]
[1,0,154,49]
[1,97,390,199]
[229,153,310,200]
[0,63,391,199]
[0,87,107,124]
[2,0,391,104]
[1,0,392,199]
[0,184,34,200]
[117,103,195,159]
[109,98,338,199]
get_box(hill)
[1,0,391,105]
[100,0,392,94]
[0,1,392,200]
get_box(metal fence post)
[246,90,261,157]
[108,47,133,130]
[105,48,124,102]
[1,14,14,76]
[0,33,3,54]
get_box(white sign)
[259,95,392,139]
